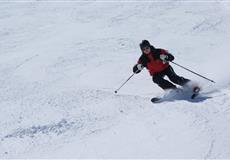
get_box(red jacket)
[137,47,173,75]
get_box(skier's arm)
[160,53,174,62]
[133,63,143,74]
[159,49,174,62]
[165,52,174,61]
[133,59,144,74]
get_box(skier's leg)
[152,73,177,90]
[165,66,190,86]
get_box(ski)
[151,97,162,103]
[151,86,201,103]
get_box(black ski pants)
[152,65,190,90]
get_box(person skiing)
[133,40,191,90]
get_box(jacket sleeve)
[132,55,147,74]
[138,54,148,67]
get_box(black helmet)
[140,40,151,50]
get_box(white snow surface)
[1,1,230,158]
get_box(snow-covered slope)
[0,1,230,158]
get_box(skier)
[133,40,192,91]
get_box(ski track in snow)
[0,1,230,158]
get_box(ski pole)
[171,61,215,83]
[114,73,135,93]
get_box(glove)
[133,64,143,74]
[160,54,168,63]
[137,64,144,70]
[160,54,174,63]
